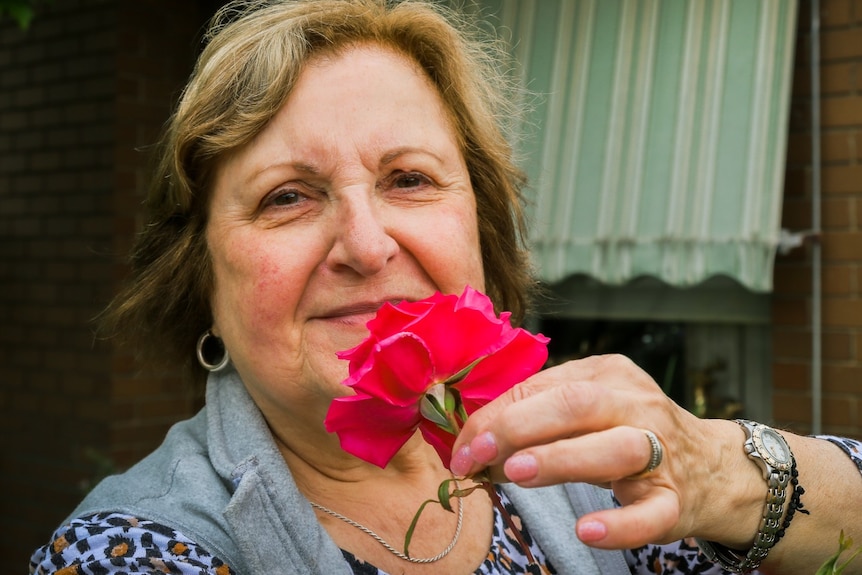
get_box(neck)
[254,388,453,506]
[275,427,494,575]
[276,428,447,492]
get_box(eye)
[391,172,430,190]
[272,190,302,206]
[255,181,319,222]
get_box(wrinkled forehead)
[207,42,464,187]
[209,44,467,201]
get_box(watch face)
[758,428,792,467]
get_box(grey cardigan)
[70,368,629,575]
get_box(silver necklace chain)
[309,482,464,564]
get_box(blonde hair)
[104,0,534,386]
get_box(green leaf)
[0,0,35,30]
[456,400,468,423]
[420,384,459,434]
[816,531,862,575]
[403,497,438,559]
[404,477,479,557]
[442,355,488,386]
[444,386,457,413]
[452,484,481,498]
[445,385,469,425]
[438,478,454,512]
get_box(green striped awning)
[478,0,797,292]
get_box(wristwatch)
[696,419,793,573]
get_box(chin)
[303,360,351,395]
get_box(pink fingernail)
[577,519,608,543]
[504,453,538,482]
[470,431,498,463]
[450,445,472,477]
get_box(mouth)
[314,298,410,325]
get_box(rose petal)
[325,395,421,468]
[405,298,512,376]
[457,328,550,412]
[418,419,458,469]
[455,285,498,318]
[345,333,435,405]
[365,300,433,338]
[327,285,550,469]
[338,301,435,370]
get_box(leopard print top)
[30,436,862,575]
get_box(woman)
[30,1,862,574]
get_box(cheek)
[454,214,483,280]
[250,262,296,329]
[454,199,483,267]
[409,201,485,290]
[209,234,308,338]
[464,224,486,290]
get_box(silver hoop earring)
[196,330,230,372]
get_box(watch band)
[696,420,792,573]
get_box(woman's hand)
[449,353,760,550]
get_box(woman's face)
[206,45,484,421]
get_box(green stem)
[445,410,462,436]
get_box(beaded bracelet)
[697,423,810,573]
[773,455,809,546]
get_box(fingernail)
[576,519,608,543]
[450,445,473,477]
[504,453,538,482]
[470,431,498,463]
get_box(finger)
[450,370,566,475]
[501,426,656,487]
[575,487,682,549]
[450,378,603,476]
[452,376,666,477]
[450,354,670,477]
[454,355,615,448]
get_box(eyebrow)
[379,146,446,167]
[244,146,447,186]
[246,160,320,185]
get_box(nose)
[325,192,399,276]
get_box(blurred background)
[2,0,861,570]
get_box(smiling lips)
[316,298,411,325]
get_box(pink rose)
[324,286,549,468]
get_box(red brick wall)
[109,0,205,472]
[0,0,207,568]
[775,0,862,438]
[0,0,118,562]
